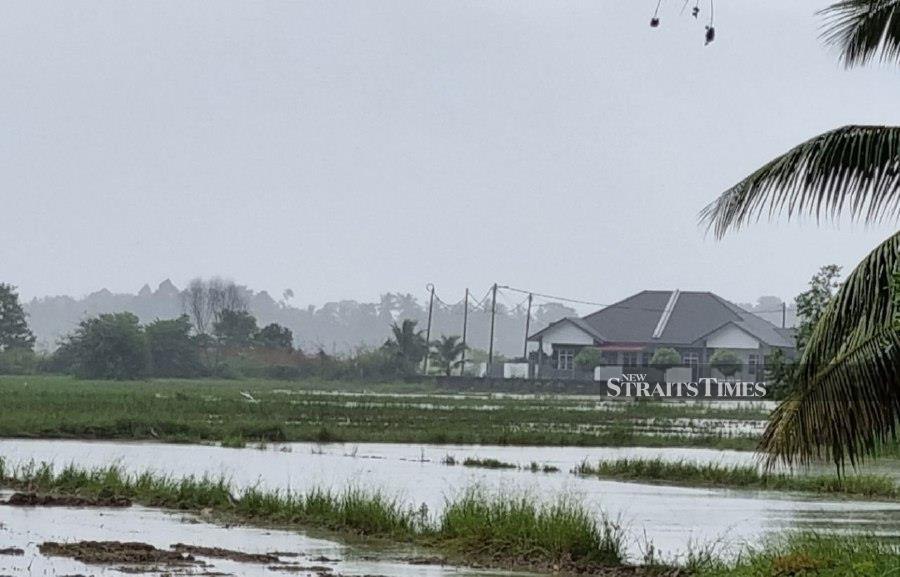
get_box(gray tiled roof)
[533,290,794,348]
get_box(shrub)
[710,350,742,377]
[574,348,603,370]
[650,347,681,370]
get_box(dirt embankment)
[39,541,194,566]
[2,492,132,507]
[171,543,280,564]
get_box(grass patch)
[0,458,625,572]
[442,456,560,474]
[527,461,560,473]
[574,458,899,499]
[694,532,900,577]
[220,436,246,449]
[462,457,517,470]
[439,488,624,568]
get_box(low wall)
[434,376,602,395]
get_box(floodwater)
[1,439,899,564]
[0,489,521,577]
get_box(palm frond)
[820,0,900,67]
[700,126,900,239]
[760,230,900,469]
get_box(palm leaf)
[820,0,900,67]
[759,230,900,469]
[700,125,900,239]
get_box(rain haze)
[2,0,898,307]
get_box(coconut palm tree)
[701,0,900,469]
[430,335,467,376]
[383,319,428,375]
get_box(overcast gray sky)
[2,1,898,308]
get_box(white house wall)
[705,324,760,349]
[540,322,595,346]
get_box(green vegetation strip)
[692,532,900,577]
[0,375,764,450]
[0,458,625,573]
[574,458,899,499]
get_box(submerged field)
[1,458,897,577]
[0,375,769,449]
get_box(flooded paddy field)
[0,376,772,449]
[2,439,899,563]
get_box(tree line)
[0,280,474,380]
[22,278,581,357]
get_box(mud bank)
[2,491,132,507]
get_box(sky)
[2,1,899,310]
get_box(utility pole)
[782,302,786,328]
[487,283,497,375]
[423,284,435,374]
[460,288,469,376]
[522,292,532,360]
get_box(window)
[641,352,653,367]
[683,352,700,378]
[557,348,575,371]
[622,352,638,367]
[748,354,759,375]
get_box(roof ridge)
[582,290,668,321]
[703,292,745,322]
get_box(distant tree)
[181,277,248,335]
[382,319,427,376]
[255,323,293,350]
[64,312,148,379]
[145,315,201,377]
[757,265,841,397]
[182,279,211,335]
[574,347,603,371]
[213,309,258,348]
[649,347,681,370]
[430,335,466,376]
[0,283,35,352]
[794,264,842,352]
[765,348,794,400]
[710,349,742,377]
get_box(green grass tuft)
[440,488,624,568]
[461,457,517,470]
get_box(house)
[527,290,795,381]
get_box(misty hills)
[23,280,579,357]
[23,280,797,356]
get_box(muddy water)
[2,439,899,562]
[0,490,518,577]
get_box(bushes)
[62,313,149,380]
[145,316,201,378]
